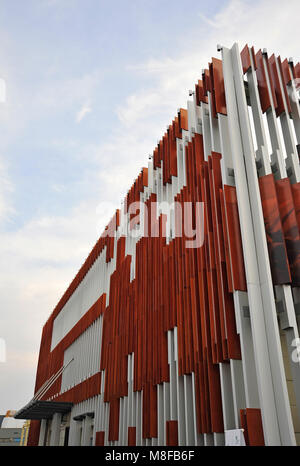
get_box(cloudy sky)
[0,0,299,414]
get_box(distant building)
[0,411,25,446]
[20,420,31,446]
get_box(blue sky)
[0,0,299,413]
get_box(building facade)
[16,43,300,446]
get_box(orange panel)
[251,46,258,70]
[256,50,271,113]
[179,108,188,131]
[202,68,212,95]
[220,188,234,293]
[241,44,251,74]
[223,186,247,292]
[265,54,278,110]
[195,79,208,105]
[294,63,300,83]
[211,58,227,115]
[269,54,285,117]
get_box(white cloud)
[0,200,99,266]
[198,12,220,29]
[0,199,101,410]
[51,183,66,193]
[34,73,99,114]
[121,0,300,126]
[0,78,6,103]
[0,158,14,223]
[0,70,101,153]
[76,103,92,123]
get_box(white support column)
[123,395,129,446]
[183,374,196,445]
[200,103,212,161]
[49,413,61,446]
[214,432,225,446]
[69,417,81,446]
[135,391,142,446]
[81,416,91,446]
[157,383,164,445]
[230,359,246,427]
[204,433,214,446]
[127,354,134,445]
[163,382,170,445]
[38,419,47,446]
[93,395,101,446]
[205,78,246,436]
[176,364,186,446]
[219,363,235,430]
[104,402,109,446]
[234,292,260,408]
[191,372,204,446]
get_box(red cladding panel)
[211,58,227,115]
[259,174,291,285]
[203,69,211,95]
[294,63,300,85]
[95,431,105,446]
[251,47,258,70]
[108,399,120,442]
[256,50,272,113]
[281,59,292,85]
[269,54,285,117]
[166,421,178,446]
[195,80,208,105]
[27,420,41,446]
[246,409,265,446]
[276,178,300,286]
[128,427,136,446]
[241,45,251,74]
[222,186,247,292]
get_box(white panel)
[61,317,102,391]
